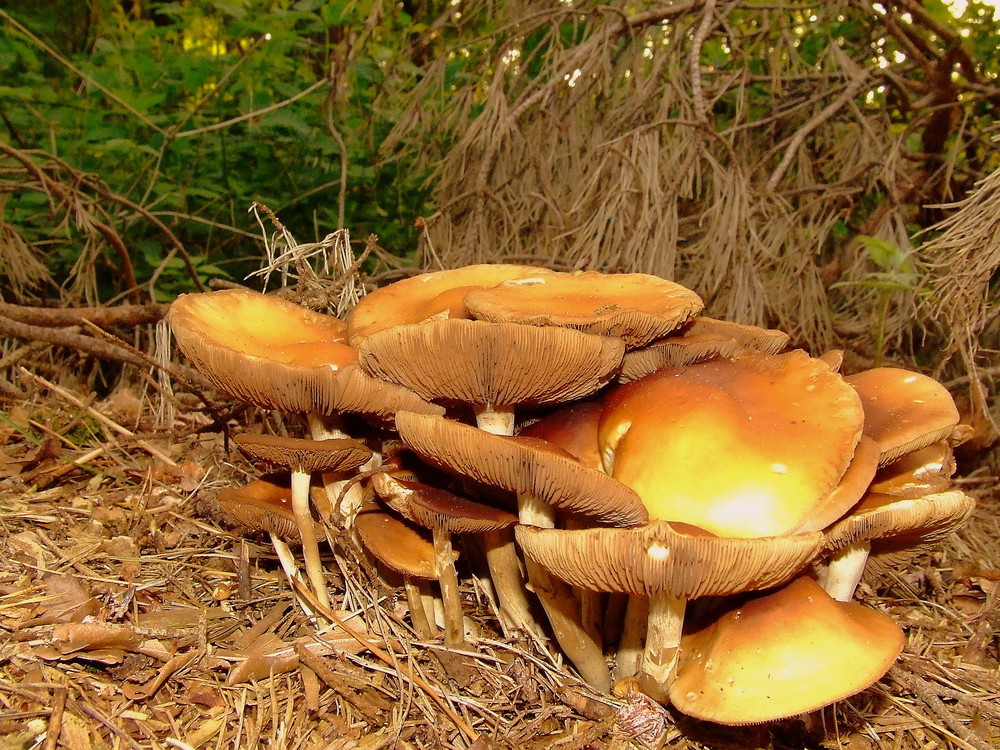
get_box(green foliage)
[0,0,433,300]
[832,235,927,365]
[853,235,921,293]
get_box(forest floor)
[0,369,997,750]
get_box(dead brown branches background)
[385,0,1000,374]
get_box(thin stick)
[19,368,177,467]
[42,686,66,750]
[688,0,718,124]
[290,577,479,743]
[766,71,869,191]
[889,666,993,750]
[0,9,167,136]
[175,78,329,138]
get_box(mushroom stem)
[269,533,317,621]
[307,413,378,527]
[432,528,466,647]
[481,528,545,639]
[821,541,872,602]
[307,412,350,441]
[638,594,687,702]
[518,492,556,529]
[517,491,610,692]
[404,578,436,639]
[616,595,649,679]
[290,469,330,609]
[524,557,612,692]
[474,404,516,436]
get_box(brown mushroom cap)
[354,505,438,580]
[463,270,704,348]
[515,521,822,599]
[620,317,790,382]
[216,474,324,540]
[817,350,845,372]
[517,399,606,472]
[396,411,647,527]
[792,435,881,533]
[169,289,443,419]
[170,288,354,367]
[234,433,373,474]
[668,575,904,725]
[346,264,555,344]
[599,350,864,538]
[869,441,956,498]
[372,467,518,534]
[823,490,976,554]
[844,368,960,465]
[358,319,625,410]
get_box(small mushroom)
[216,475,326,618]
[668,575,904,724]
[619,317,789,382]
[354,504,444,641]
[844,367,960,466]
[516,521,823,700]
[234,434,373,608]
[820,489,975,601]
[373,463,517,647]
[868,441,956,498]
[346,264,555,344]
[462,270,704,348]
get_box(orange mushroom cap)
[169,289,442,419]
[669,576,904,725]
[463,270,704,348]
[599,350,864,538]
[346,264,555,344]
[845,368,960,465]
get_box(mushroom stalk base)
[616,596,649,679]
[433,529,466,648]
[404,579,436,639]
[638,594,686,703]
[291,470,330,609]
[518,492,556,530]
[270,533,317,621]
[308,412,372,527]
[518,491,608,690]
[822,541,872,602]
[482,528,546,640]
[525,557,612,693]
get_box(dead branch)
[688,0,719,125]
[766,68,870,191]
[0,302,169,328]
[889,666,993,750]
[0,314,212,392]
[19,367,178,467]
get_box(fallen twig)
[890,665,993,750]
[0,301,169,328]
[0,315,214,394]
[18,368,177,467]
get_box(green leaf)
[856,235,901,271]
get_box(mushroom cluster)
[168,264,974,727]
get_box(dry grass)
[0,360,996,750]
